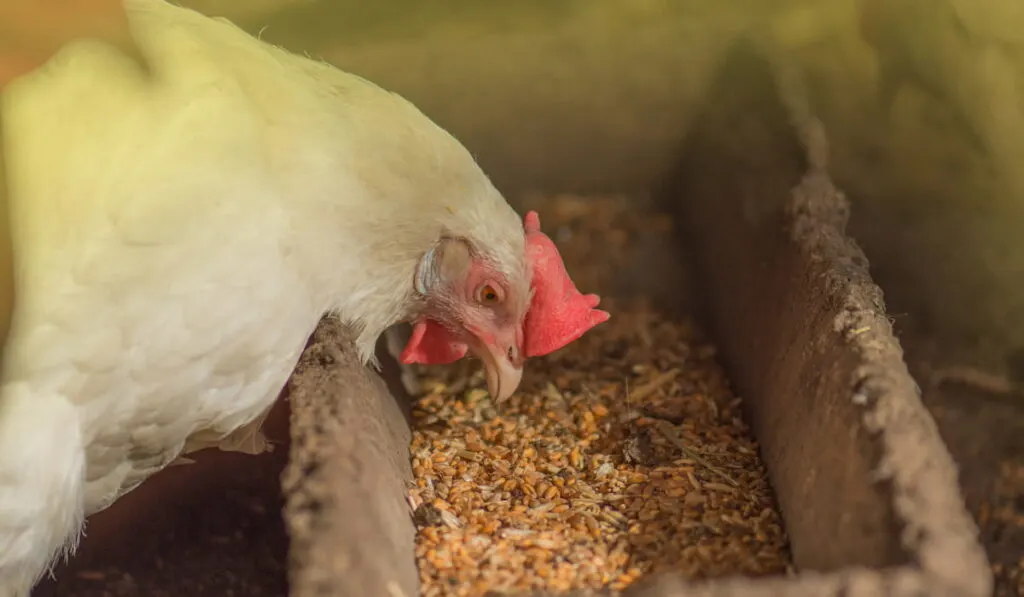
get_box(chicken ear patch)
[399,319,468,365]
[522,211,610,357]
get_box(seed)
[456,450,481,462]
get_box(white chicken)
[0,0,609,594]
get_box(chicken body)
[0,0,534,593]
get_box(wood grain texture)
[284,318,416,597]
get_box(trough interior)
[29,0,1023,595]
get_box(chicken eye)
[478,284,500,304]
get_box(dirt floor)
[938,389,1024,597]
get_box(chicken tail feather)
[0,383,86,596]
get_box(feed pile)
[408,196,792,597]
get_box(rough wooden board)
[283,317,417,597]
[671,43,905,572]
[651,41,990,597]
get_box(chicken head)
[400,211,609,401]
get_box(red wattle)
[399,319,468,365]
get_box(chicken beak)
[472,341,523,402]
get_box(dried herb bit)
[622,430,656,466]
[413,503,446,528]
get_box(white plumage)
[0,0,531,593]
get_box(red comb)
[399,319,467,365]
[522,211,609,357]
